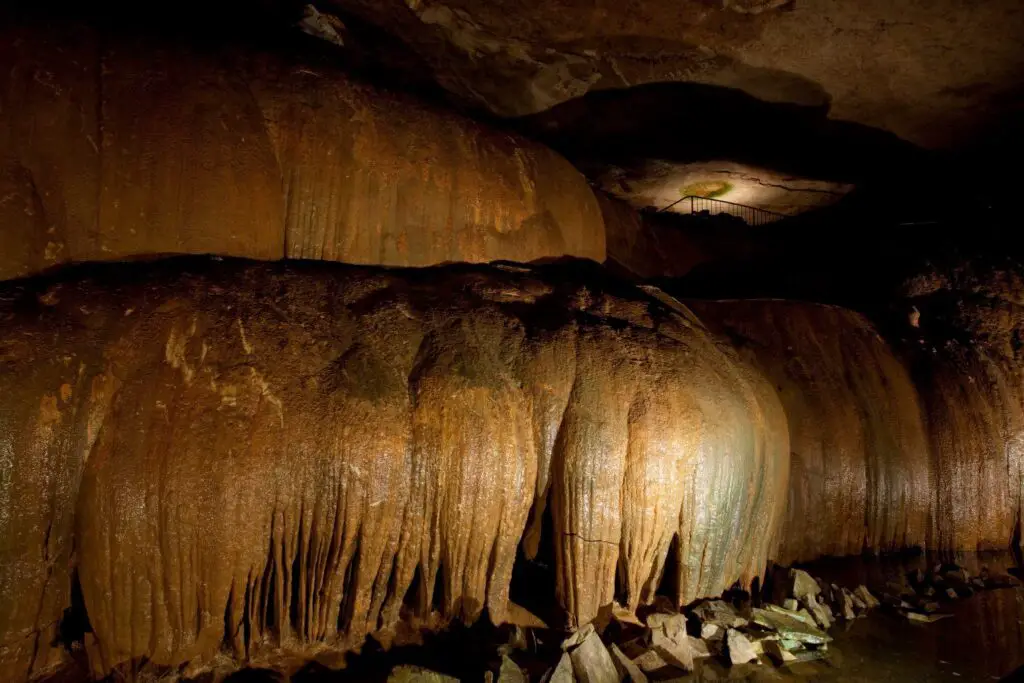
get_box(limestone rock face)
[0,22,604,282]
[0,258,788,680]
[689,300,933,564]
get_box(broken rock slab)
[692,600,747,629]
[563,623,596,651]
[853,585,880,609]
[649,616,695,672]
[764,639,797,664]
[610,644,649,683]
[726,629,758,666]
[907,612,954,624]
[545,653,575,683]
[752,608,831,646]
[633,649,669,674]
[569,629,620,683]
[498,657,528,683]
[790,569,822,601]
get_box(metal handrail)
[657,195,787,227]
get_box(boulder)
[569,630,620,683]
[725,629,758,666]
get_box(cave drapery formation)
[2,7,1024,683]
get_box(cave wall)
[901,261,1024,553]
[0,259,787,680]
[0,22,604,281]
[689,300,934,564]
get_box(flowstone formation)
[0,258,788,680]
[689,300,934,564]
[0,22,603,281]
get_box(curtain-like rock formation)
[901,260,1024,553]
[0,258,787,680]
[689,300,933,564]
[0,22,604,282]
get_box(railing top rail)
[656,195,788,220]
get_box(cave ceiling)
[309,0,1024,215]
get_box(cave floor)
[696,585,1024,682]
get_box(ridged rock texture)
[0,22,604,282]
[901,259,1024,553]
[0,259,788,680]
[689,301,934,565]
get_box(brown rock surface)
[902,260,1024,552]
[0,257,788,679]
[0,22,604,282]
[689,300,933,564]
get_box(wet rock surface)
[0,257,789,680]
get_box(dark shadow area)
[509,503,559,627]
[515,80,927,187]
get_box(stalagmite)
[0,258,789,680]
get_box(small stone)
[972,578,986,589]
[946,587,959,599]
[546,653,575,683]
[610,644,648,683]
[783,598,799,611]
[498,656,527,683]
[388,666,459,683]
[725,629,758,666]
[569,629,620,683]
[790,569,822,601]
[764,639,797,664]
[701,623,721,640]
